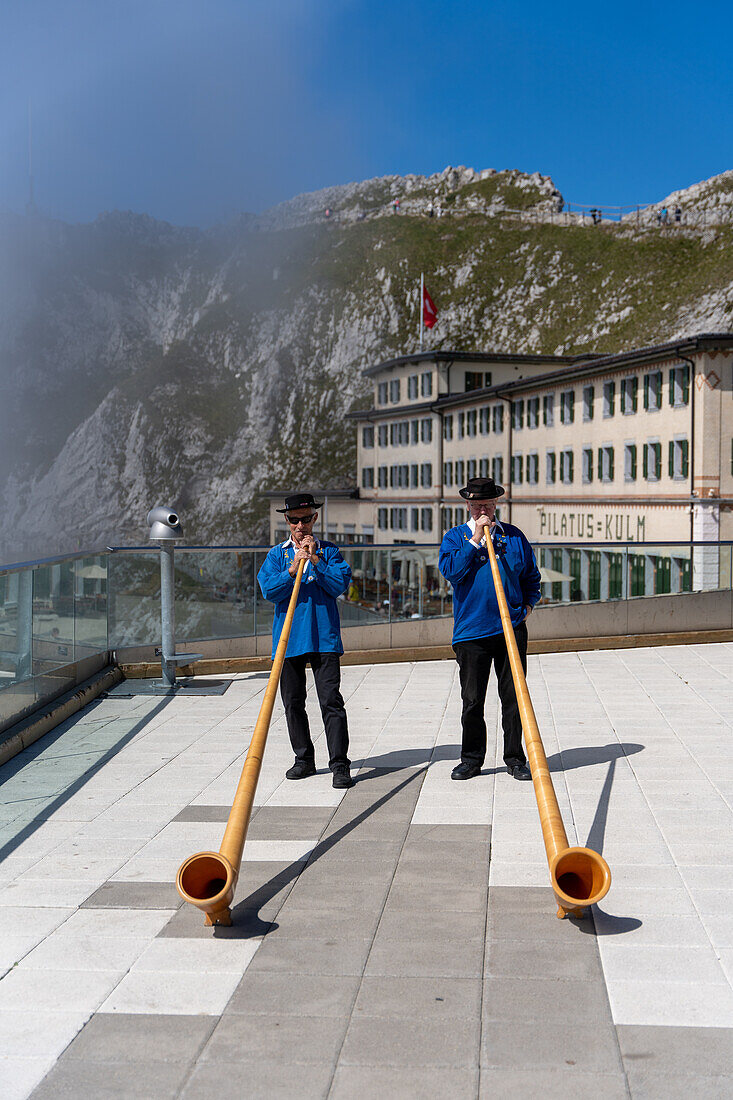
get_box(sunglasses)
[285,513,317,525]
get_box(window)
[458,412,465,439]
[643,441,662,481]
[598,445,615,482]
[455,460,465,485]
[492,405,504,433]
[421,462,433,487]
[378,508,388,530]
[441,507,453,532]
[467,458,477,479]
[444,461,453,486]
[389,379,400,403]
[629,554,645,597]
[411,508,419,532]
[543,394,554,427]
[669,364,690,406]
[362,426,374,448]
[377,382,388,405]
[421,507,433,532]
[480,406,490,434]
[527,397,540,429]
[621,377,638,415]
[390,423,398,446]
[603,381,615,418]
[421,418,433,443]
[466,409,477,437]
[492,456,503,483]
[443,414,453,440]
[361,467,374,489]
[526,452,539,484]
[512,399,525,430]
[644,370,662,411]
[421,371,433,397]
[378,466,388,488]
[511,454,523,484]
[378,424,388,447]
[669,437,689,480]
[583,385,595,422]
[608,552,623,599]
[582,447,593,483]
[410,463,419,488]
[624,444,637,482]
[560,448,574,483]
[546,451,556,484]
[480,456,490,477]
[410,420,419,445]
[588,551,601,601]
[560,390,575,425]
[390,507,408,530]
[407,374,419,399]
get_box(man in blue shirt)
[258,493,354,789]
[439,477,541,781]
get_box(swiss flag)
[422,284,438,329]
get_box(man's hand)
[288,547,311,576]
[300,535,320,564]
[525,605,533,618]
[470,514,495,545]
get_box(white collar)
[467,517,504,544]
[282,536,321,550]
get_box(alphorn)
[176,554,308,926]
[484,526,611,918]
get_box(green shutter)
[669,370,675,405]
[568,451,574,481]
[609,447,614,480]
[682,365,690,404]
[631,445,637,480]
[643,444,649,479]
[569,392,575,423]
[654,444,661,480]
[644,375,650,409]
[668,441,675,478]
[632,378,638,412]
[681,439,689,478]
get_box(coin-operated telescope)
[146,506,202,689]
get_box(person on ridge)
[439,477,541,782]
[258,493,354,789]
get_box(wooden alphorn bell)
[176,554,308,926]
[484,526,611,918]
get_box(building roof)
[361,349,594,377]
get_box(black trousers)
[453,623,528,768]
[279,652,350,771]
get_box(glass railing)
[2,541,731,731]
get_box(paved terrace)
[0,643,731,1099]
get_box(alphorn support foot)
[205,907,232,927]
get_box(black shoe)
[332,765,354,789]
[451,762,482,780]
[507,763,531,781]
[286,761,316,780]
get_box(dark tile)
[624,1071,731,1099]
[282,876,391,912]
[246,934,373,977]
[478,1069,628,1099]
[365,937,484,979]
[353,976,481,1020]
[182,1061,333,1100]
[488,907,596,944]
[375,908,485,945]
[267,905,382,941]
[245,805,335,840]
[158,903,275,939]
[483,976,612,1024]
[81,881,183,910]
[486,939,604,981]
[340,1015,480,1067]
[200,1013,347,1064]
[173,805,232,822]
[330,1065,478,1099]
[407,824,491,844]
[488,885,556,912]
[227,972,360,1017]
[64,1013,216,1063]
[481,1020,622,1073]
[31,1059,191,1099]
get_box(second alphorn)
[484,525,611,918]
[176,553,308,926]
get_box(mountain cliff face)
[1,166,732,561]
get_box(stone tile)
[0,1055,59,1100]
[81,881,183,909]
[481,1020,622,1073]
[0,1009,89,1058]
[133,937,261,972]
[599,943,727,984]
[283,876,391,913]
[246,934,372,977]
[181,1059,334,1100]
[19,934,149,973]
[477,1069,628,1099]
[266,905,382,941]
[54,907,176,939]
[385,880,488,912]
[353,976,481,1020]
[624,1071,732,1099]
[64,1012,216,1063]
[619,1027,733,1071]
[200,1012,347,1064]
[607,979,733,1027]
[227,972,360,1017]
[375,908,485,945]
[340,1015,480,1066]
[486,939,604,981]
[0,968,121,1013]
[331,1064,479,1099]
[172,805,232,822]
[157,902,274,939]
[99,969,243,1015]
[31,1058,191,1099]
[483,976,612,1024]
[365,936,484,979]
[406,824,490,844]
[488,907,595,942]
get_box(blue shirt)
[438,521,541,644]
[257,540,351,659]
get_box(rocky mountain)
[1,166,731,562]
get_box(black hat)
[275,492,324,514]
[458,476,505,501]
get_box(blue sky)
[1,0,730,226]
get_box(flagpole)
[419,272,424,351]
